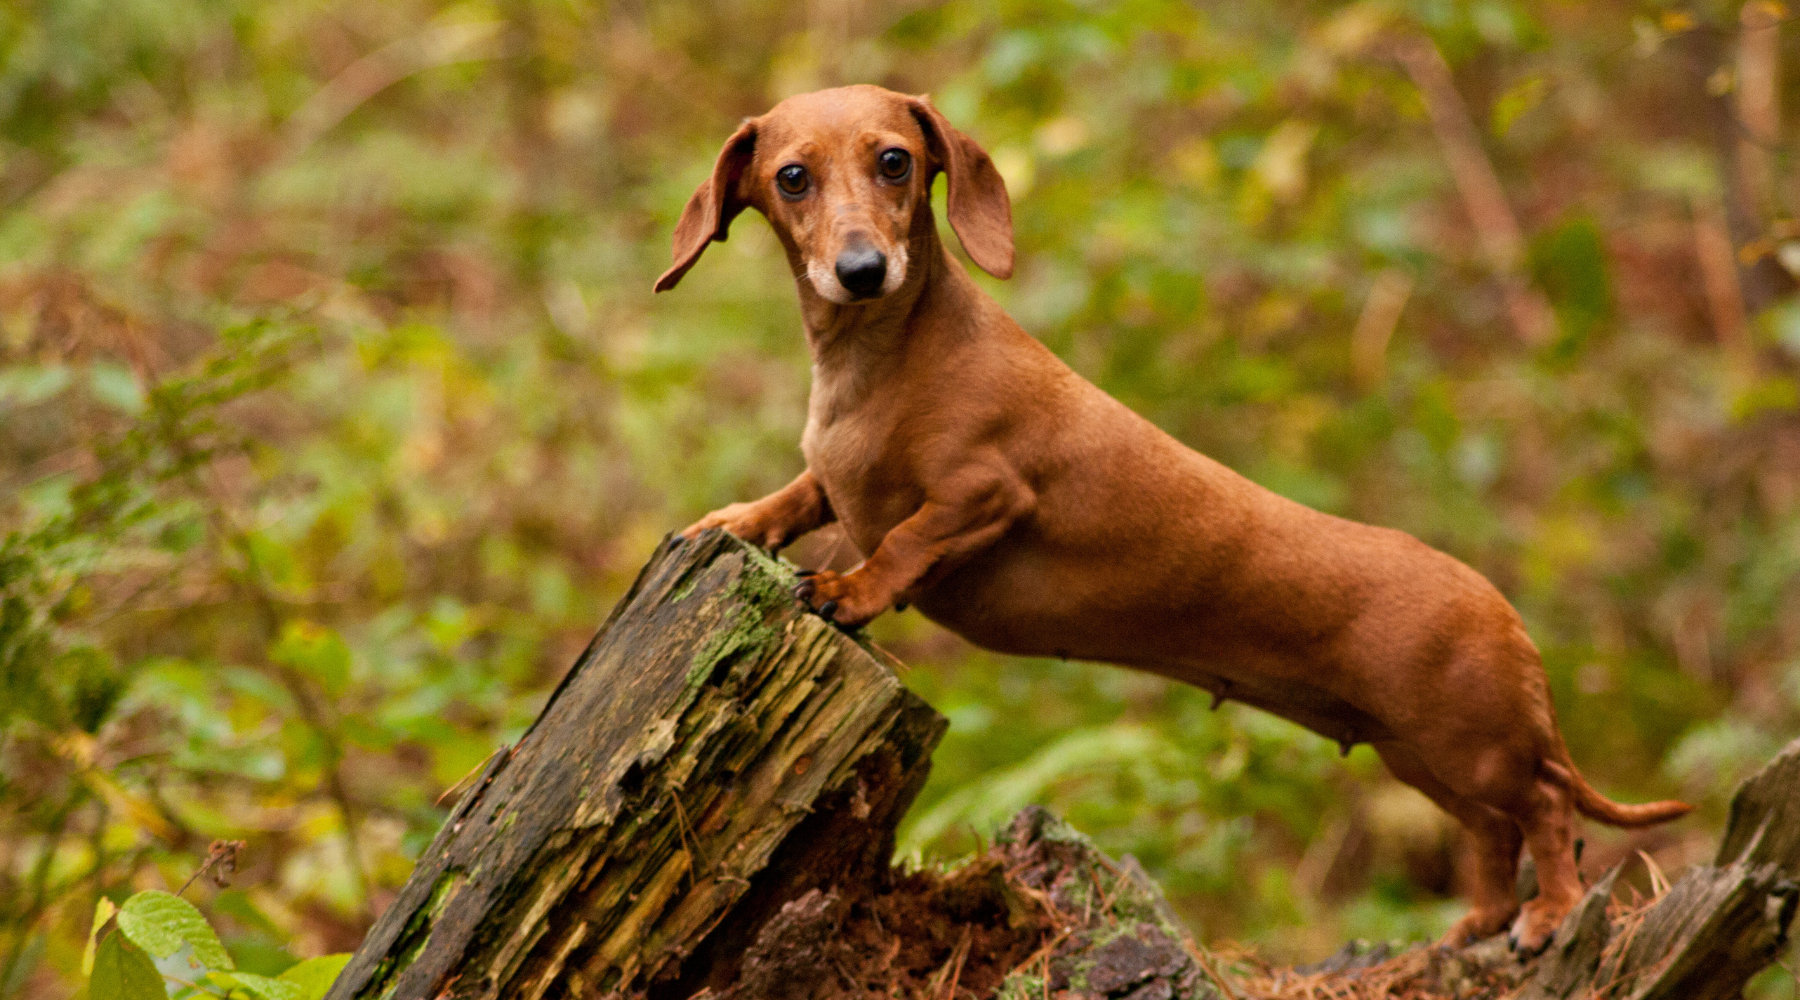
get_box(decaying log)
[326,530,947,1000]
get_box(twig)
[1636,849,1672,900]
[185,459,374,916]
[279,21,509,161]
[940,926,972,1000]
[1691,192,1752,355]
[670,792,709,887]
[1004,927,1070,989]
[176,840,246,898]
[1349,271,1413,390]
[1186,940,1244,1000]
[1388,33,1556,347]
[1735,0,1782,215]
[925,926,973,1000]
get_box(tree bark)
[326,530,947,1000]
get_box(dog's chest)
[802,387,920,553]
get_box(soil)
[710,807,1221,1000]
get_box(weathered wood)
[326,530,946,1000]
[1517,736,1800,1000]
[1715,736,1800,877]
[1516,865,1621,1000]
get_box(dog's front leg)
[681,469,835,552]
[795,463,1033,628]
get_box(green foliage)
[88,933,163,1000]
[116,891,232,970]
[2,0,1798,994]
[86,890,344,999]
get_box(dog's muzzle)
[835,244,888,299]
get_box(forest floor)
[706,806,1589,1000]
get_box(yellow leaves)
[1034,116,1089,158]
[1240,119,1319,225]
[1166,138,1220,192]
[1729,374,1799,423]
[1744,1,1789,25]
[1633,10,1700,57]
[1315,0,1395,57]
[988,146,1035,200]
[1523,513,1603,594]
[83,767,180,843]
[1491,75,1548,139]
[1661,10,1699,33]
[83,898,117,976]
[1252,120,1319,206]
[1707,66,1736,97]
[51,731,180,842]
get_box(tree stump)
[326,530,947,1000]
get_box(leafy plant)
[84,888,348,1000]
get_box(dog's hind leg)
[1507,771,1582,954]
[1372,740,1522,947]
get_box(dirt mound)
[712,806,1223,1000]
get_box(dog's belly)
[913,548,1396,750]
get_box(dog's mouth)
[808,242,908,304]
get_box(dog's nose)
[835,246,887,299]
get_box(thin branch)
[1388,34,1557,347]
[278,21,508,162]
[1350,269,1413,390]
[1736,0,1782,216]
[1692,192,1752,355]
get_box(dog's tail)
[1545,756,1694,829]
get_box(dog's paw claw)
[818,600,838,621]
[794,581,815,601]
[794,568,818,578]
[894,601,909,612]
[1506,930,1551,959]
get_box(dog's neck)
[787,206,981,419]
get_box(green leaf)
[0,363,72,408]
[89,933,165,1000]
[83,898,117,976]
[90,361,147,415]
[270,621,352,696]
[225,970,303,1000]
[116,889,234,970]
[278,954,351,1000]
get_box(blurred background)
[3,0,1799,996]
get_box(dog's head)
[654,85,1013,300]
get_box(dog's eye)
[877,148,911,181]
[776,164,809,197]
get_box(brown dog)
[658,85,1689,952]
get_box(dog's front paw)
[681,503,786,550]
[792,569,888,629]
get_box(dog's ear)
[655,119,758,293]
[908,97,1014,280]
